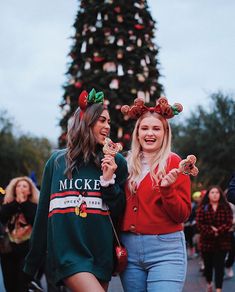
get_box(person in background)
[224,200,235,278]
[120,97,191,292]
[24,89,128,292]
[227,172,235,205]
[196,185,233,292]
[0,176,39,292]
[184,191,201,259]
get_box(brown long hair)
[199,185,229,207]
[65,103,106,179]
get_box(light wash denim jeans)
[120,231,187,292]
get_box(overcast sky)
[1,0,235,144]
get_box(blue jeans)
[120,231,187,292]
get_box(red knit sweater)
[121,153,191,235]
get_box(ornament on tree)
[76,70,82,78]
[145,55,150,64]
[69,78,75,85]
[84,61,91,70]
[137,38,142,47]
[127,69,134,75]
[66,95,71,104]
[134,13,140,20]
[140,59,146,67]
[130,35,136,41]
[150,85,157,94]
[109,78,119,89]
[74,81,83,88]
[81,41,87,53]
[117,127,123,138]
[134,24,144,30]
[117,64,124,76]
[89,26,97,32]
[137,91,145,100]
[106,35,115,44]
[114,6,121,13]
[117,50,123,59]
[143,69,149,78]
[93,52,105,62]
[95,12,102,28]
[61,104,71,117]
[123,133,131,140]
[117,15,124,22]
[104,14,108,21]
[104,28,111,36]
[117,38,124,46]
[88,37,94,44]
[134,2,145,9]
[126,45,134,51]
[137,73,145,82]
[103,62,116,72]
[145,91,150,103]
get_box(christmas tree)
[59,0,163,149]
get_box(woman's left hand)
[160,168,179,187]
[101,155,117,181]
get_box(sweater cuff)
[100,174,116,187]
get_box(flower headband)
[121,96,183,120]
[78,88,104,119]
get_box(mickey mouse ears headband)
[121,96,183,120]
[78,88,105,119]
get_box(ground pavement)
[0,257,234,291]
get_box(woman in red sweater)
[120,97,191,292]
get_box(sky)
[1,0,235,144]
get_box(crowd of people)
[0,89,234,292]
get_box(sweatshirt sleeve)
[23,153,55,277]
[101,153,128,219]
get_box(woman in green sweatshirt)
[24,89,128,292]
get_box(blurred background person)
[184,191,202,259]
[0,176,39,292]
[227,172,235,205]
[196,185,233,292]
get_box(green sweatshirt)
[24,149,128,284]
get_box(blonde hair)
[3,176,39,204]
[127,112,172,193]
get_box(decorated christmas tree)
[59,0,163,149]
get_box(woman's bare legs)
[64,272,108,292]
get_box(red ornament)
[114,6,121,13]
[123,133,131,140]
[93,56,105,62]
[134,24,144,30]
[74,81,83,88]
